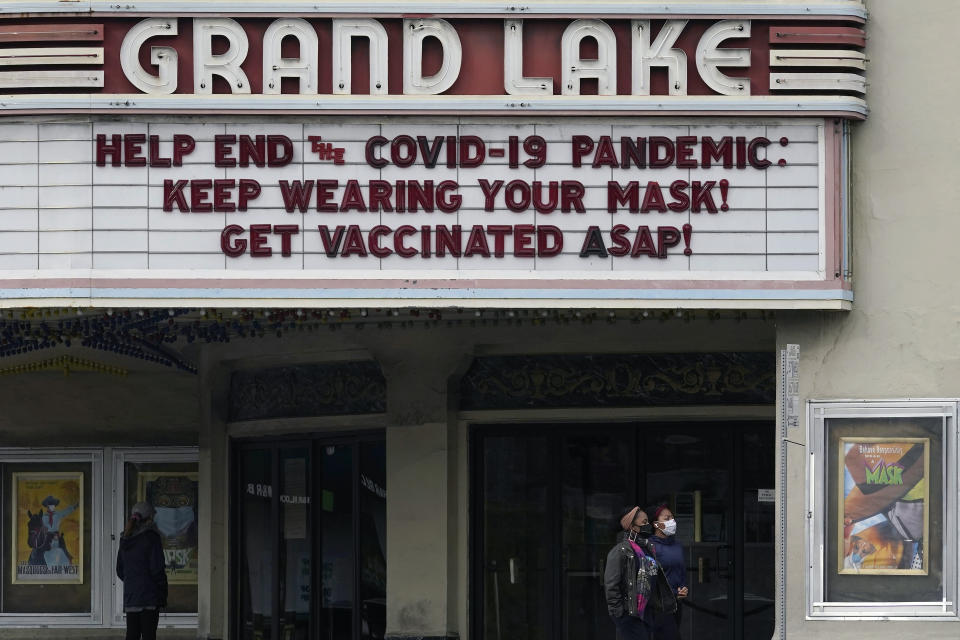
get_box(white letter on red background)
[333,19,389,95]
[263,18,318,94]
[632,19,688,96]
[696,20,752,95]
[194,18,251,94]
[504,20,553,96]
[403,19,462,95]
[561,20,617,96]
[121,18,178,94]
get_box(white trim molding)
[0,93,870,118]
[0,1,869,19]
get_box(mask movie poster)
[137,471,199,585]
[839,438,929,575]
[11,472,84,584]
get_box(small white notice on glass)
[758,489,776,503]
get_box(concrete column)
[377,344,471,640]
[197,348,231,640]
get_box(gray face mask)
[662,519,677,536]
[154,506,195,537]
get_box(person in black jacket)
[117,501,168,640]
[604,506,678,640]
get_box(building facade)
[0,1,957,639]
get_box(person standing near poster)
[116,502,168,640]
[649,504,689,640]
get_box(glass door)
[316,444,353,639]
[238,446,275,640]
[280,446,311,640]
[560,431,634,640]
[739,427,776,638]
[478,434,552,640]
[645,426,735,640]
[472,422,775,640]
[234,434,386,640]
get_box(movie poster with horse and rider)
[11,472,84,584]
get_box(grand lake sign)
[0,2,862,308]
[0,3,867,116]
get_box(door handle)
[698,556,711,584]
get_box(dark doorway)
[471,422,775,640]
[233,433,386,640]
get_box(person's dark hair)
[649,504,670,521]
[123,513,142,538]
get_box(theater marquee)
[0,1,861,308]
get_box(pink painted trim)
[823,121,840,282]
[832,122,844,282]
[0,278,853,291]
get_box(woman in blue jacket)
[116,502,168,640]
[649,504,688,640]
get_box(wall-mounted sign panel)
[0,7,866,117]
[0,116,849,309]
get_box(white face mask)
[154,505,195,538]
[662,519,677,536]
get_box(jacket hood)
[120,522,160,547]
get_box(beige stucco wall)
[0,367,198,447]
[778,0,960,637]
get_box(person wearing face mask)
[604,506,677,639]
[649,504,688,640]
[116,502,168,640]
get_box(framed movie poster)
[10,471,84,585]
[838,437,929,575]
[137,471,199,585]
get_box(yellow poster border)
[10,471,84,585]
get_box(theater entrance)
[471,422,775,640]
[232,433,387,640]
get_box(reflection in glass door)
[234,433,386,640]
[238,448,274,640]
[646,428,734,640]
[561,432,633,640]
[480,435,551,640]
[280,447,311,640]
[472,422,774,640]
[358,441,387,640]
[317,444,353,639]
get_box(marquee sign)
[0,3,867,117]
[0,1,859,308]
[0,116,850,309]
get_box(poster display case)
[807,401,958,620]
[0,450,100,625]
[0,447,197,629]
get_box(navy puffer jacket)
[116,522,168,609]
